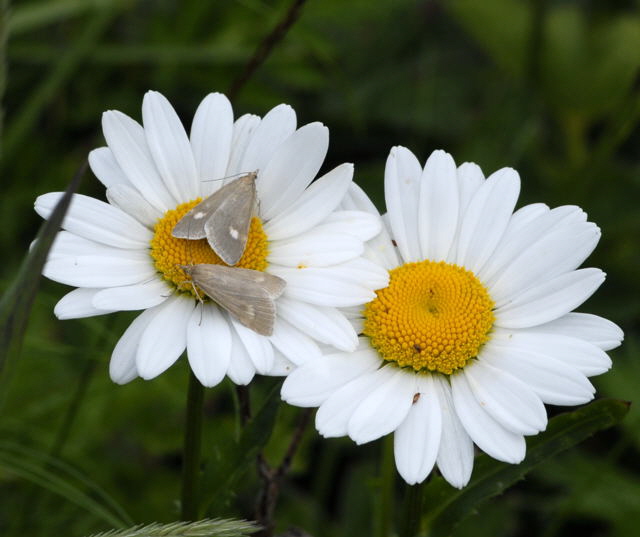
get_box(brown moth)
[172,172,257,266]
[181,264,286,336]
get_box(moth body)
[172,172,257,265]
[180,263,285,336]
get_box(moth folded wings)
[171,172,257,266]
[180,264,286,337]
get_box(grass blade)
[422,399,630,537]
[87,518,259,537]
[0,161,85,400]
[0,440,132,527]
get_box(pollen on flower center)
[150,199,269,297]
[363,260,495,375]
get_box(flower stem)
[398,481,425,537]
[374,435,395,537]
[180,370,205,521]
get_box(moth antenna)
[200,170,257,184]
[197,301,204,325]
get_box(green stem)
[0,0,9,157]
[180,370,205,521]
[374,435,395,537]
[398,481,425,537]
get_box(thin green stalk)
[2,10,112,160]
[0,0,9,156]
[525,0,548,87]
[181,370,205,521]
[398,481,425,537]
[374,435,395,537]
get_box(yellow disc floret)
[363,260,494,375]
[150,199,269,297]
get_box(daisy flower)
[35,91,388,387]
[281,147,623,488]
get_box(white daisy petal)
[516,312,623,351]
[110,306,163,384]
[316,369,386,438]
[258,122,329,221]
[495,268,606,328]
[54,288,115,320]
[230,318,274,374]
[226,113,261,176]
[341,183,399,269]
[281,348,380,406]
[490,329,612,376]
[278,269,376,307]
[92,279,171,311]
[190,92,234,196]
[455,167,520,273]
[102,110,175,211]
[480,205,581,283]
[456,162,484,211]
[418,150,459,261]
[264,163,354,240]
[136,296,193,380]
[348,367,416,444]
[268,230,363,267]
[499,203,550,240]
[35,193,153,249]
[480,339,595,406]
[463,360,547,435]
[226,323,256,385]
[106,183,163,228]
[384,146,423,262]
[271,264,388,302]
[142,91,199,203]
[433,375,474,489]
[394,375,442,485]
[187,303,232,387]
[318,211,382,242]
[44,253,155,288]
[48,231,111,259]
[266,350,296,376]
[239,104,297,173]
[269,317,322,366]
[89,147,130,188]
[451,372,526,464]
[273,258,390,290]
[487,222,600,303]
[276,297,358,351]
[46,231,150,261]
[446,163,485,264]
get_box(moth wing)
[188,264,283,336]
[171,192,227,240]
[203,173,256,266]
[228,266,286,299]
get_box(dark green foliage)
[422,399,630,537]
[1,1,639,536]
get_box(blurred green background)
[1,0,639,536]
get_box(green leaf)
[199,381,281,512]
[8,0,126,36]
[87,518,259,537]
[445,0,530,80]
[0,162,85,402]
[0,440,132,528]
[422,399,630,537]
[540,8,640,117]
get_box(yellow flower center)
[363,260,495,375]
[150,199,269,297]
